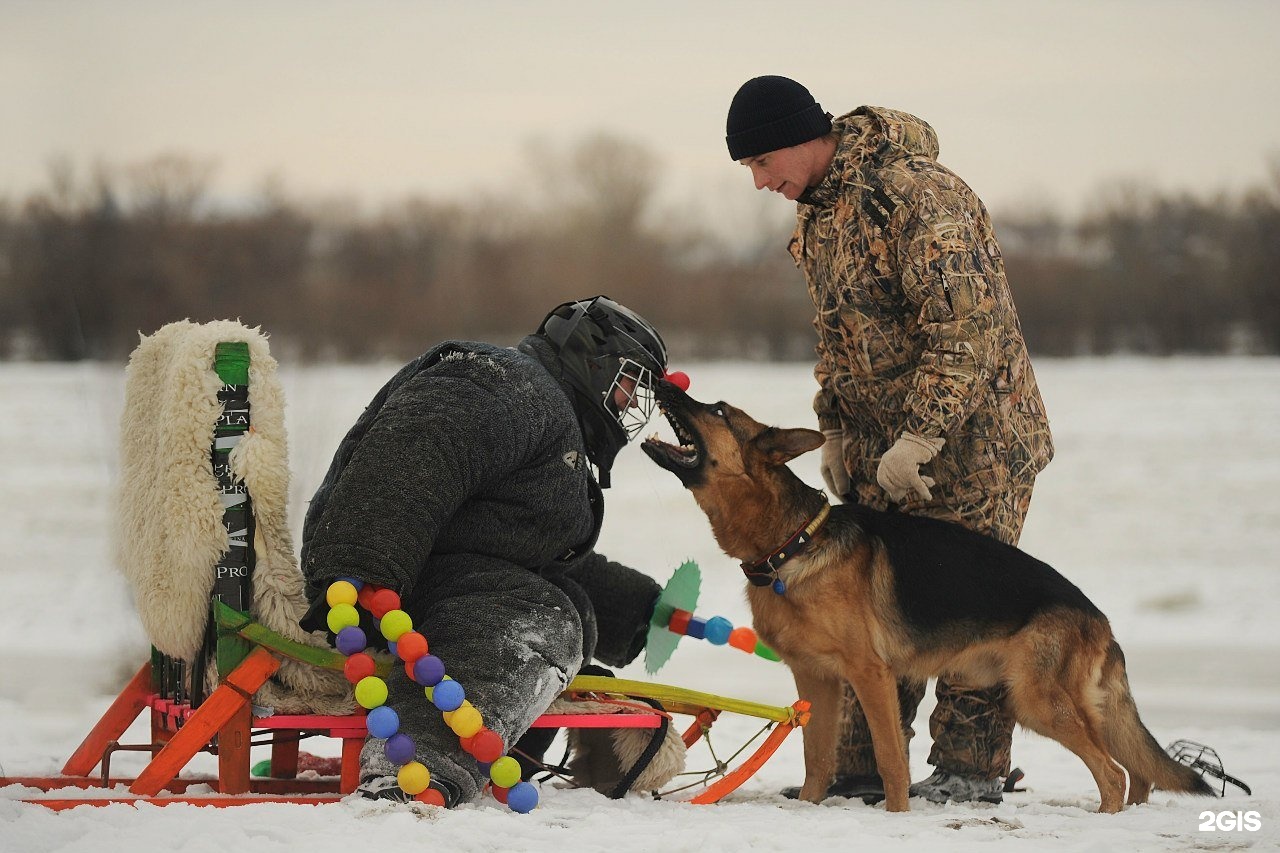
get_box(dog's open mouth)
[642,403,701,469]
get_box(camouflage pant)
[835,480,1035,781]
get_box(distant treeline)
[2,142,1277,362]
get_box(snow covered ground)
[2,356,1277,852]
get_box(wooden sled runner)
[1,325,807,810]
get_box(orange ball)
[395,630,429,663]
[728,626,758,653]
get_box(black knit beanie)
[726,76,832,161]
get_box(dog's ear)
[754,427,826,465]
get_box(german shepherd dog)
[641,380,1216,813]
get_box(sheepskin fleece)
[549,696,687,794]
[116,320,351,714]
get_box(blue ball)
[335,626,367,656]
[507,781,539,813]
[384,732,415,765]
[704,616,733,646]
[413,654,446,686]
[387,640,398,658]
[337,576,365,591]
[432,679,465,712]
[366,705,400,739]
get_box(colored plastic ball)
[385,732,416,765]
[412,654,445,686]
[506,781,538,813]
[343,652,377,685]
[489,756,521,789]
[326,603,360,634]
[728,626,757,653]
[395,630,429,663]
[431,679,465,712]
[354,675,389,709]
[664,370,691,391]
[335,626,367,656]
[369,589,402,620]
[357,584,379,610]
[704,616,733,646]
[337,576,365,592]
[397,761,431,795]
[380,609,413,642]
[366,705,400,739]
[489,782,509,804]
[468,729,505,763]
[326,580,359,607]
[415,787,446,807]
[448,703,483,739]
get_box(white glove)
[876,433,945,502]
[820,429,851,499]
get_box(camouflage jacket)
[791,107,1052,505]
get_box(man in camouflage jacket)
[726,76,1053,804]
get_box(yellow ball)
[397,761,431,795]
[380,609,413,642]
[325,580,359,608]
[448,704,483,739]
[326,603,359,634]
[354,675,389,709]
[489,756,521,788]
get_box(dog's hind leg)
[790,666,843,804]
[1009,681,1127,813]
[845,659,910,812]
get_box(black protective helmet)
[536,295,668,485]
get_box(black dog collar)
[741,503,831,594]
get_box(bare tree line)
[1,141,1277,362]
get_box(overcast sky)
[6,0,1279,231]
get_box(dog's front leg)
[790,666,842,803]
[845,659,911,812]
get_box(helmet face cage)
[605,356,659,440]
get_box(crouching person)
[300,296,671,807]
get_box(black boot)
[780,774,885,805]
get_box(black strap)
[606,696,669,800]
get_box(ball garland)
[326,577,538,812]
[664,608,781,661]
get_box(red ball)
[414,787,446,807]
[369,589,402,620]
[357,583,380,610]
[343,652,377,685]
[468,728,505,763]
[664,370,690,391]
[395,630,429,663]
[489,782,509,804]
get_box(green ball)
[327,603,359,634]
[489,755,521,788]
[354,675,389,709]
[380,609,413,642]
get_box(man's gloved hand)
[820,429,851,500]
[876,433,945,502]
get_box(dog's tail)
[1100,641,1215,796]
